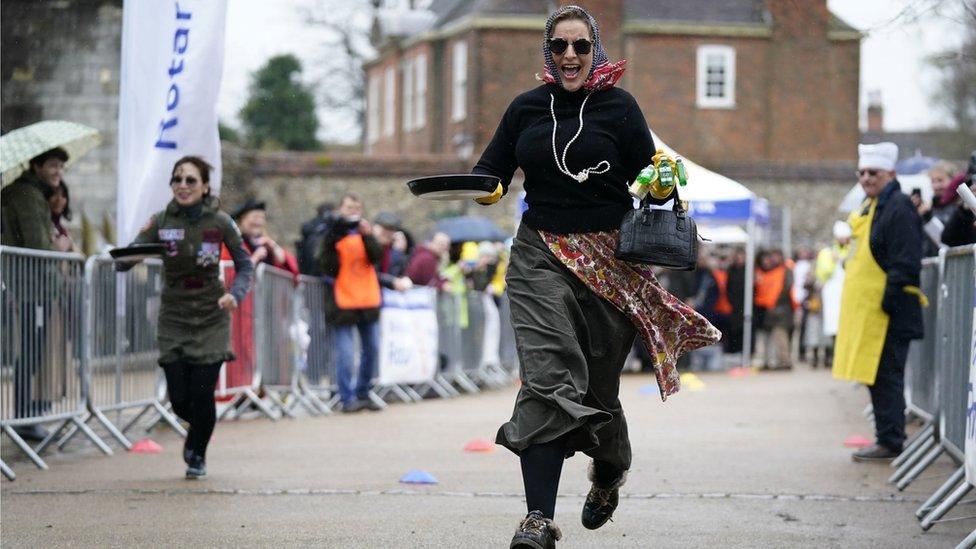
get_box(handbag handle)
[637,185,685,214]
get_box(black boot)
[510,510,562,549]
[581,461,627,530]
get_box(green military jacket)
[132,196,253,366]
[1,171,54,250]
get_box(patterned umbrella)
[1,120,102,183]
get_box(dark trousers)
[868,334,910,451]
[162,362,223,459]
[15,301,48,418]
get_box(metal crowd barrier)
[297,274,337,412]
[0,246,112,479]
[895,247,973,492]
[253,264,323,417]
[1,246,518,480]
[214,260,275,420]
[58,256,185,452]
[915,245,976,531]
[890,258,942,480]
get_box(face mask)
[341,215,361,223]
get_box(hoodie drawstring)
[550,93,610,183]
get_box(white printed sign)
[117,0,228,245]
[378,288,439,385]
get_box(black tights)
[161,362,222,460]
[520,436,567,519]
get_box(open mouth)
[561,64,581,79]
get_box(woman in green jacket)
[121,156,253,479]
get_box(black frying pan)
[109,243,167,262]
[407,174,500,201]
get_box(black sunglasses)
[548,37,592,56]
[170,176,200,187]
[856,169,880,177]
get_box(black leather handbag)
[615,188,699,270]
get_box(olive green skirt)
[157,293,234,366]
[496,224,637,471]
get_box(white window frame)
[451,41,467,122]
[696,45,736,109]
[414,53,427,130]
[402,58,414,132]
[383,66,395,137]
[367,74,380,144]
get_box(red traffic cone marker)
[129,438,164,454]
[843,435,873,448]
[463,438,495,452]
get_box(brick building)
[364,0,861,170]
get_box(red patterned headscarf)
[541,5,627,92]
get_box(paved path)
[2,367,972,547]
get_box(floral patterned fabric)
[539,229,722,400]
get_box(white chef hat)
[858,142,898,171]
[833,220,852,239]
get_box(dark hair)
[30,147,69,170]
[171,155,214,196]
[50,181,72,222]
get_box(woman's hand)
[53,233,74,252]
[218,293,238,311]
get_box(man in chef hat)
[833,142,926,462]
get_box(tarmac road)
[2,367,971,547]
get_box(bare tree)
[304,1,376,146]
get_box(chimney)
[867,90,884,133]
[557,0,623,60]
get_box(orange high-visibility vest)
[334,234,381,310]
[712,269,733,315]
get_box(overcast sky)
[219,0,968,143]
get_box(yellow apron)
[832,199,889,385]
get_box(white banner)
[378,288,439,386]
[965,267,976,485]
[117,0,228,245]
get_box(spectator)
[816,221,851,368]
[372,212,412,291]
[1,147,69,442]
[941,154,976,246]
[49,181,76,253]
[320,193,383,413]
[688,249,723,371]
[725,247,747,355]
[405,232,450,287]
[755,250,795,370]
[791,247,814,361]
[469,241,500,292]
[225,198,299,276]
[915,161,959,256]
[836,142,924,462]
[296,202,335,276]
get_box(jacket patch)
[202,228,223,242]
[158,229,185,241]
[197,241,221,267]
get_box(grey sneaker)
[852,444,901,462]
[510,510,562,549]
[185,455,207,479]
